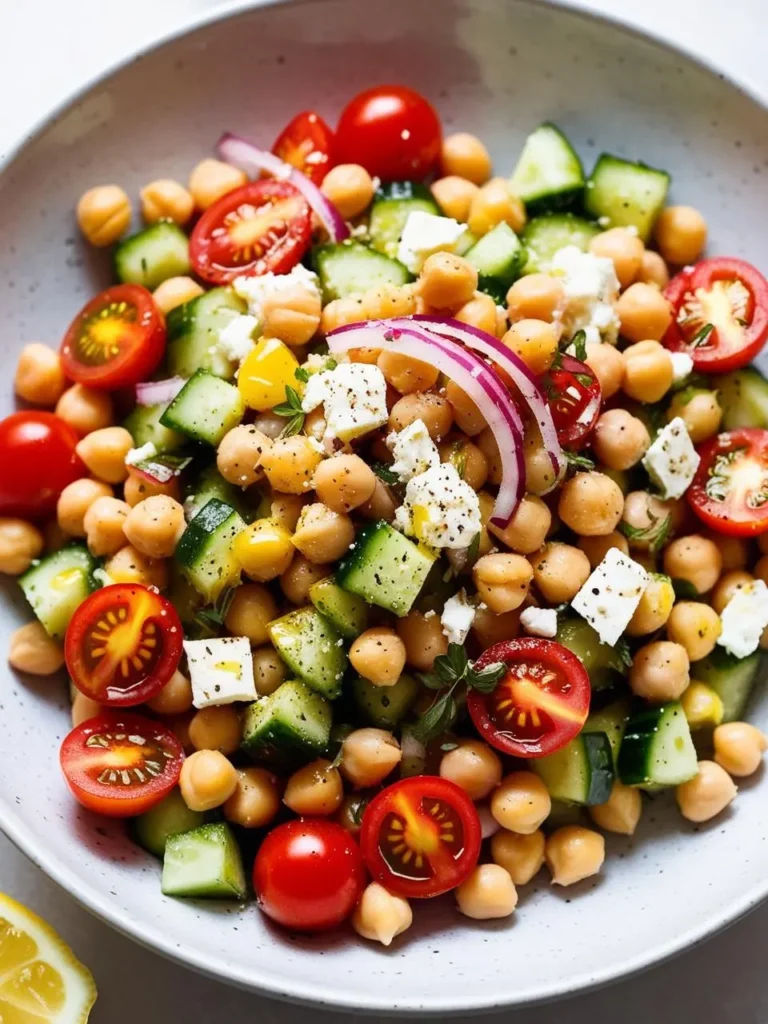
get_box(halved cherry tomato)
[190,180,312,285]
[663,257,768,374]
[0,411,84,518]
[61,284,166,389]
[359,776,481,899]
[254,819,365,932]
[687,427,768,536]
[60,711,184,817]
[273,110,335,185]
[335,85,442,182]
[543,354,602,449]
[467,638,591,758]
[65,584,183,706]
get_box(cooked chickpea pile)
[6,104,768,951]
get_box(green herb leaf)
[465,531,481,569]
[273,385,304,416]
[371,462,400,487]
[672,577,700,600]
[294,367,310,384]
[615,637,633,669]
[619,512,671,555]
[416,670,445,691]
[571,329,588,362]
[326,357,338,371]
[691,322,714,348]
[440,742,459,752]
[466,660,506,693]
[278,413,306,438]
[574,372,594,387]
[564,450,596,472]
[410,692,457,745]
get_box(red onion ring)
[135,377,186,407]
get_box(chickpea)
[221,584,276,647]
[75,427,133,484]
[55,385,113,437]
[439,740,502,800]
[76,185,131,246]
[474,427,503,485]
[388,392,453,441]
[153,276,204,314]
[353,882,412,946]
[284,758,344,816]
[616,283,673,343]
[676,760,737,823]
[454,291,498,336]
[627,574,675,636]
[251,411,289,440]
[123,471,181,507]
[8,622,64,675]
[654,206,708,266]
[456,864,517,920]
[431,175,479,222]
[234,518,294,582]
[188,705,242,755]
[502,319,559,375]
[140,179,194,225]
[83,496,129,557]
[258,435,323,495]
[270,493,307,531]
[490,772,551,834]
[589,227,645,289]
[72,692,102,727]
[681,680,724,730]
[755,554,768,586]
[490,828,545,886]
[310,455,374,516]
[706,532,748,573]
[360,282,417,321]
[468,177,525,237]
[584,341,624,399]
[444,380,485,436]
[545,826,605,886]
[558,472,624,537]
[622,340,674,402]
[280,553,330,604]
[667,389,722,443]
[188,158,247,210]
[14,343,66,407]
[147,669,193,715]
[341,728,401,789]
[291,503,355,564]
[377,351,439,395]
[57,478,113,537]
[262,285,322,348]
[320,296,366,334]
[665,600,721,660]
[320,163,375,219]
[440,132,492,184]
[349,628,406,687]
[629,640,689,701]
[711,569,754,615]
[506,274,564,324]
[530,543,591,604]
[593,409,650,471]
[104,544,168,590]
[713,722,768,777]
[523,429,559,496]
[637,249,670,289]
[418,252,478,312]
[396,610,449,671]
[216,425,272,487]
[179,749,238,812]
[663,534,722,594]
[621,490,677,551]
[439,437,488,492]
[0,518,43,575]
[252,645,288,696]
[472,604,521,648]
[473,553,533,614]
[224,767,281,829]
[123,495,185,559]
[588,782,642,835]
[489,494,551,554]
[578,531,629,569]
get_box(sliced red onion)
[328,320,525,526]
[135,377,186,407]
[217,132,349,243]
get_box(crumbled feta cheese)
[441,590,476,645]
[386,419,440,482]
[397,211,467,274]
[571,547,650,645]
[303,352,336,375]
[232,265,320,319]
[717,579,768,658]
[301,362,388,442]
[520,606,558,638]
[551,245,620,345]
[217,313,259,363]
[670,351,694,385]
[184,636,257,708]
[395,463,481,549]
[92,567,114,588]
[642,417,700,500]
[125,442,157,467]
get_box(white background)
[1,1,767,1021]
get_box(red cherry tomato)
[65,584,183,706]
[663,257,768,374]
[544,354,602,449]
[467,638,591,758]
[60,712,184,817]
[273,110,335,185]
[335,85,442,182]
[687,427,768,536]
[190,180,312,285]
[359,776,481,899]
[254,819,365,932]
[61,284,166,390]
[0,411,83,518]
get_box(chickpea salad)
[3,85,768,942]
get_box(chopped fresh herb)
[371,462,400,487]
[571,329,588,362]
[672,577,700,600]
[619,512,671,555]
[412,644,507,744]
[615,637,633,669]
[564,450,595,472]
[294,367,310,384]
[574,372,594,387]
[690,322,714,348]
[273,385,306,437]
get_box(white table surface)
[2,0,768,1020]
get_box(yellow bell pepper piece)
[238,337,300,411]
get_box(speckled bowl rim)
[1,0,768,1013]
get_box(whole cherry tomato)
[0,411,83,518]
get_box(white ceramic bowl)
[1,0,767,1013]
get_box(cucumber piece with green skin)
[133,789,205,858]
[241,679,332,766]
[718,367,768,429]
[165,564,205,626]
[585,154,670,242]
[18,545,96,641]
[309,577,368,639]
[161,822,246,899]
[123,402,184,452]
[585,698,631,767]
[369,181,440,258]
[312,241,410,302]
[533,731,614,805]
[114,222,191,290]
[464,223,527,303]
[166,286,245,380]
[509,123,586,213]
[175,498,246,602]
[521,213,600,274]
[352,674,419,729]
[691,647,762,722]
[555,615,627,689]
[160,369,245,446]
[183,463,255,524]
[336,520,435,617]
[268,607,347,699]
[618,701,697,789]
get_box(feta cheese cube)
[386,419,440,481]
[184,636,257,708]
[397,211,467,274]
[301,362,388,443]
[551,245,620,345]
[520,606,558,638]
[232,265,320,319]
[670,351,694,385]
[441,590,476,645]
[217,313,259,363]
[125,441,157,467]
[717,579,768,658]
[642,417,700,500]
[394,462,481,549]
[571,547,650,645]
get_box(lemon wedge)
[0,893,96,1023]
